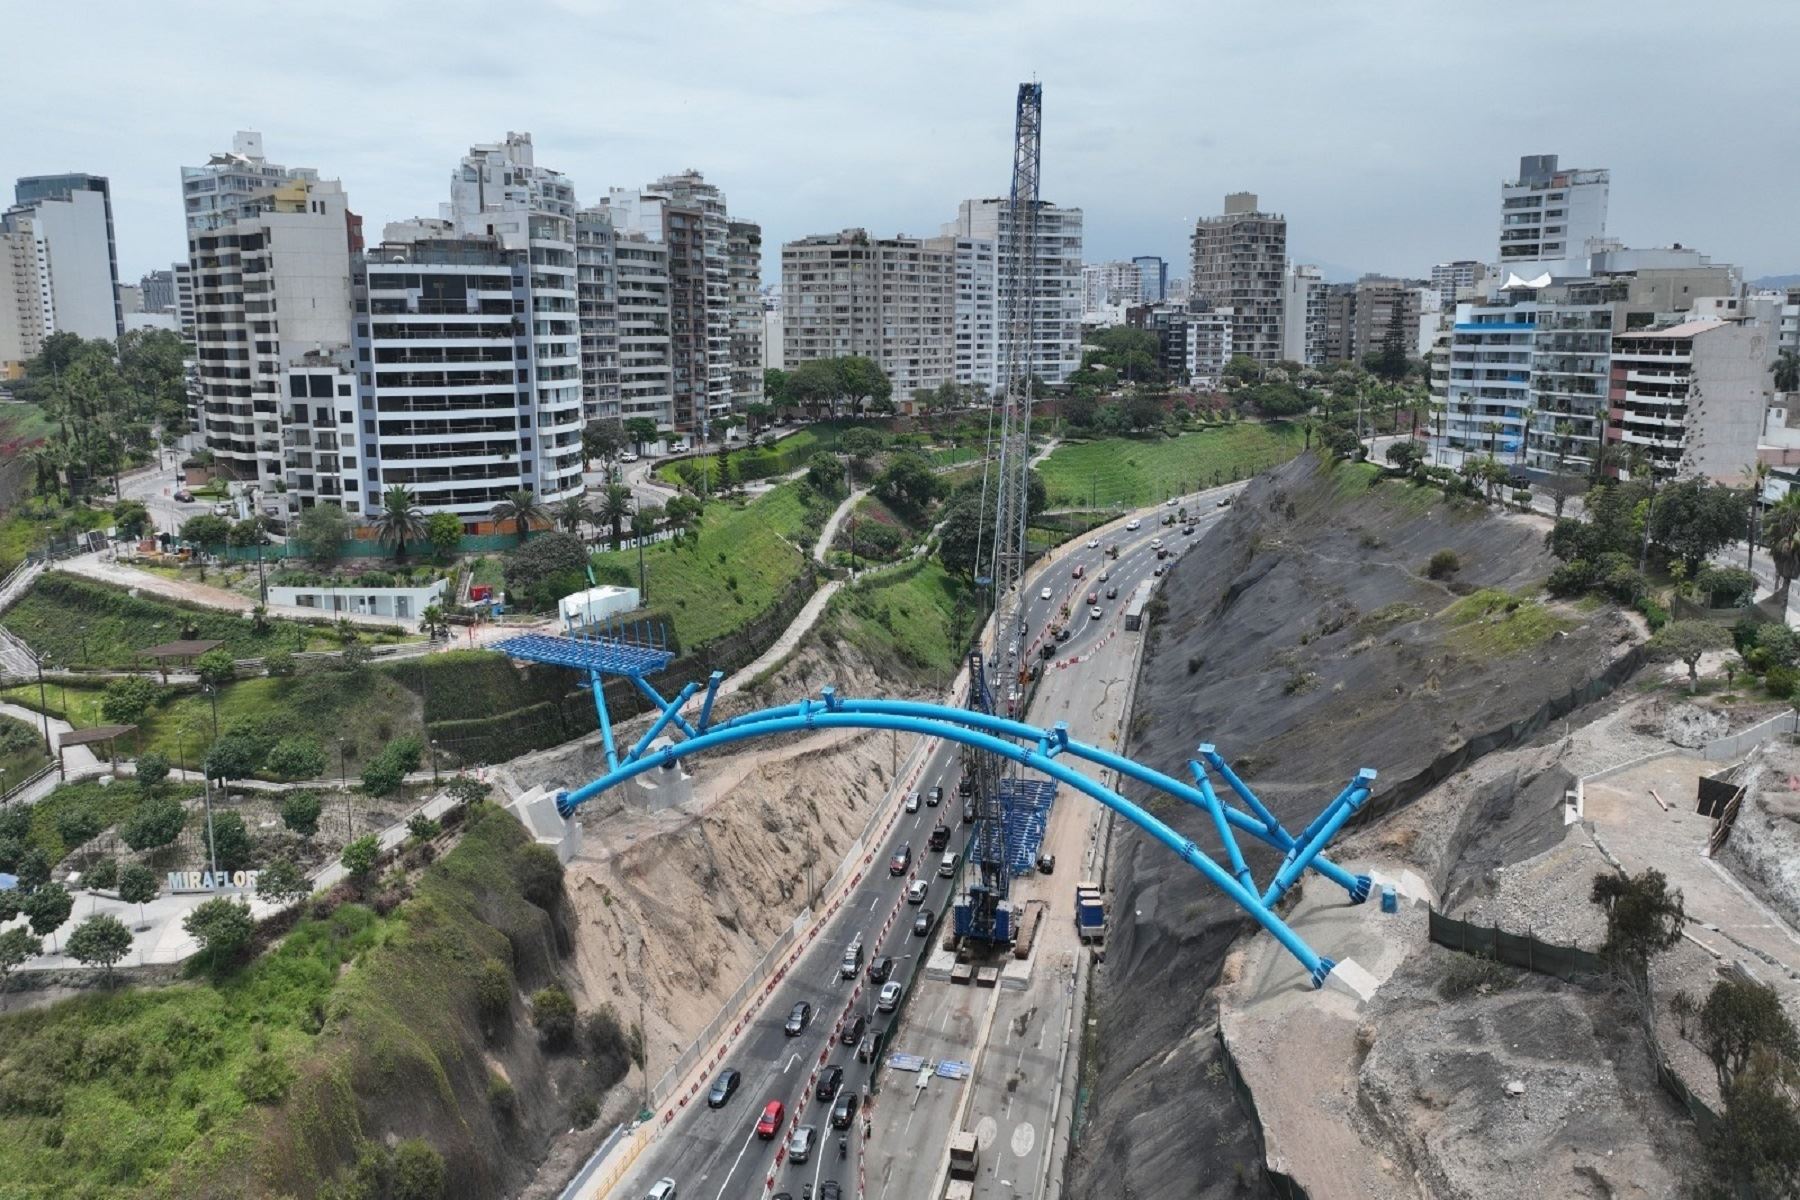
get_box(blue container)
[1380,884,1398,913]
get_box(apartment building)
[947,236,998,392]
[649,172,734,437]
[613,229,675,430]
[1280,264,1326,366]
[1321,284,1357,364]
[1497,154,1608,280]
[1440,293,1539,459]
[1185,308,1234,389]
[10,173,124,340]
[575,207,621,424]
[1351,277,1427,363]
[1607,318,1772,481]
[1082,260,1143,316]
[781,229,956,403]
[1132,255,1168,303]
[1432,260,1488,311]
[947,197,1082,387]
[1190,192,1286,364]
[727,219,764,413]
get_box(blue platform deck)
[490,633,674,677]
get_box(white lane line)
[870,895,880,912]
[785,1052,800,1074]
[714,1124,761,1200]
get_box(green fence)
[1425,908,1609,983]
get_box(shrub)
[584,1005,633,1090]
[119,796,185,851]
[517,843,564,910]
[532,985,577,1050]
[406,814,441,844]
[475,958,512,1034]
[265,735,327,781]
[100,674,161,725]
[237,1051,296,1105]
[1546,559,1596,597]
[487,1071,517,1119]
[1595,552,1647,605]
[390,1139,446,1200]
[1425,549,1461,580]
[340,834,380,881]
[54,803,104,852]
[1764,665,1800,700]
[282,790,324,837]
[204,810,254,872]
[85,857,118,890]
[135,751,170,793]
[1755,623,1800,670]
[183,897,254,969]
[194,648,237,688]
[1695,564,1757,609]
[571,1093,599,1130]
[263,648,297,678]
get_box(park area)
[1036,421,1305,509]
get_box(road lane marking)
[785,1052,800,1073]
[714,1124,760,1200]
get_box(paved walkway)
[55,551,424,630]
[813,486,869,563]
[1586,755,1800,989]
[0,701,102,797]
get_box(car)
[707,1067,741,1108]
[1165,497,1177,507]
[866,955,893,985]
[914,909,935,936]
[1153,566,1166,577]
[1105,586,1118,600]
[962,799,976,824]
[1071,564,1085,579]
[889,845,912,875]
[784,1001,812,1036]
[1125,519,1141,531]
[619,451,640,463]
[830,1091,860,1130]
[878,980,903,1012]
[787,1125,816,1164]
[904,791,920,813]
[840,1014,866,1049]
[957,776,972,797]
[1037,853,1056,874]
[1089,606,1102,619]
[1156,548,1169,560]
[1086,538,1099,549]
[939,851,958,877]
[172,488,193,502]
[906,879,929,905]
[1107,544,1120,559]
[928,785,944,806]
[820,1182,843,1200]
[1217,497,1232,508]
[928,822,951,851]
[840,940,863,978]
[1054,626,1070,642]
[1086,591,1097,604]
[1097,569,1110,582]
[645,1179,678,1200]
[817,1065,844,1101]
[1151,537,1163,549]
[1184,525,1196,536]
[756,1099,785,1139]
[212,502,232,516]
[669,440,689,453]
[855,1033,877,1063]
[1038,586,1053,601]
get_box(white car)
[905,792,921,813]
[1086,538,1099,549]
[1151,538,1163,549]
[1089,606,1103,620]
[619,451,640,463]
[1038,587,1053,601]
[878,980,904,1012]
[645,1181,678,1200]
[1125,519,1141,531]
[906,879,929,905]
[1165,498,1177,507]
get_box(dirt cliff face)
[1071,457,1637,1198]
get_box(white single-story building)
[270,577,448,622]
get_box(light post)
[34,656,51,753]
[338,737,350,839]
[430,738,440,787]
[205,683,219,739]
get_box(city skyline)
[8,1,1799,284]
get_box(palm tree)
[373,485,426,562]
[557,496,591,539]
[596,483,633,551]
[420,603,449,641]
[1741,461,1771,573]
[490,488,546,544]
[1764,492,1800,607]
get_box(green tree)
[503,531,588,610]
[112,499,150,540]
[227,517,267,548]
[0,926,43,1003]
[295,503,350,566]
[135,750,171,793]
[532,985,577,1049]
[807,451,846,496]
[100,674,159,724]
[361,755,406,800]
[65,913,133,983]
[1649,620,1733,691]
[425,511,463,561]
[623,417,660,453]
[597,483,632,550]
[407,814,441,844]
[421,603,449,641]
[391,1139,446,1200]
[195,648,237,689]
[182,896,253,969]
[1589,868,1686,966]
[282,790,323,837]
[85,857,118,891]
[204,810,254,872]
[340,833,381,882]
[255,857,311,908]
[265,735,326,780]
[263,648,296,678]
[117,862,158,928]
[762,368,790,412]
[935,493,986,579]
[120,796,185,852]
[1700,976,1800,1092]
[475,958,512,1035]
[786,358,837,420]
[180,514,231,547]
[874,452,941,513]
[202,729,260,782]
[517,843,565,909]
[556,495,592,539]
[373,485,427,562]
[1649,478,1749,573]
[1775,351,1799,394]
[838,426,886,478]
[490,488,546,543]
[581,418,624,468]
[54,803,103,853]
[24,883,73,951]
[1385,440,1424,471]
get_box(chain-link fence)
[1426,908,1608,983]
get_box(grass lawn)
[0,403,55,452]
[594,482,817,649]
[823,559,975,682]
[0,711,52,794]
[1440,588,1573,659]
[652,421,863,490]
[1037,422,1306,509]
[5,573,350,667]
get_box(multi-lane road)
[613,488,1240,1200]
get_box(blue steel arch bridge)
[489,617,1377,989]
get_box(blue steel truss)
[516,668,1379,987]
[996,778,1056,875]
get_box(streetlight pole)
[34,657,50,753]
[338,737,350,839]
[430,738,440,787]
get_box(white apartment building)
[1609,318,1773,482]
[1191,192,1287,364]
[781,229,956,403]
[575,208,621,424]
[441,133,583,508]
[1496,154,1608,281]
[947,197,1082,387]
[612,228,675,431]
[650,172,734,438]
[1432,260,1488,311]
[1440,295,1539,460]
[1280,264,1326,366]
[183,134,355,491]
[727,219,764,413]
[1,176,123,373]
[947,236,997,392]
[1185,308,1234,389]
[1082,260,1143,317]
[761,302,783,375]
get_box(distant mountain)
[1751,274,1800,291]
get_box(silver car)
[787,1125,817,1164]
[645,1180,677,1200]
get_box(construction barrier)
[1425,908,1608,984]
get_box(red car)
[1086,591,1097,605]
[1071,564,1085,579]
[755,1098,785,1139]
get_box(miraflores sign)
[167,869,260,894]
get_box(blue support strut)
[696,670,725,733]
[589,668,618,771]
[558,707,1339,987]
[625,681,701,764]
[1199,744,1283,836]
[629,675,700,739]
[1261,769,1377,907]
[1191,762,1255,892]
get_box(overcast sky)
[11,0,1799,284]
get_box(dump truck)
[1123,580,1155,631]
[946,1130,979,1199]
[1075,880,1105,943]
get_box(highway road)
[613,487,1242,1200]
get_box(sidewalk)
[56,551,419,630]
[0,700,103,796]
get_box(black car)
[1054,626,1070,642]
[928,785,944,806]
[914,909,934,937]
[816,1064,844,1101]
[889,844,912,875]
[784,1000,812,1036]
[957,776,972,797]
[830,1091,860,1130]
[821,1184,843,1200]
[840,1014,866,1049]
[707,1067,741,1108]
[866,955,893,985]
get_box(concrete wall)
[1684,321,1774,482]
